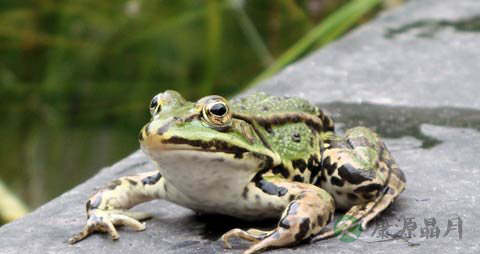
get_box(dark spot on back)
[292,159,307,173]
[354,183,383,193]
[322,157,337,176]
[338,163,375,184]
[272,164,290,178]
[307,155,321,183]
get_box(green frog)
[68,91,406,254]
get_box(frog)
[68,90,406,254]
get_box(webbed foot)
[68,209,150,244]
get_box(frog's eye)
[202,99,232,125]
[149,95,161,115]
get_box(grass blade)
[247,0,381,87]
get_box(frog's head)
[139,90,280,195]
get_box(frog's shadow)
[193,213,277,241]
[192,213,331,251]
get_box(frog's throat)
[143,149,273,204]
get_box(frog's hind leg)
[222,181,335,254]
[312,166,406,242]
[342,145,407,231]
[312,185,401,242]
[359,166,406,229]
[312,127,407,242]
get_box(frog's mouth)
[141,134,276,167]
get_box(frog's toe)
[221,228,265,249]
[68,209,147,244]
[117,211,152,221]
[68,225,94,244]
[111,213,146,231]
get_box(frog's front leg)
[68,170,165,244]
[222,180,335,254]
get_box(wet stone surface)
[1,0,480,253]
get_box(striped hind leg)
[312,166,406,242]
[359,166,406,229]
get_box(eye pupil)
[210,103,227,116]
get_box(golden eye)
[203,100,232,125]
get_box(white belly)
[148,149,280,217]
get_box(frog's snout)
[139,117,178,143]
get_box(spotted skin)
[68,91,406,254]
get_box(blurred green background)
[0,0,401,224]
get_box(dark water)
[385,15,480,38]
[0,121,141,210]
[320,102,480,148]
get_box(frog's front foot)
[68,209,150,244]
